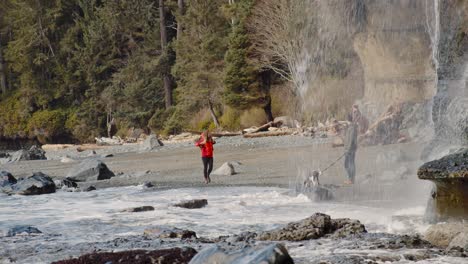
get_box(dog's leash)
[320,152,346,174]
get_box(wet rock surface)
[174,199,208,209]
[1,172,56,195]
[52,247,198,264]
[424,222,468,248]
[0,171,17,187]
[257,213,366,241]
[189,243,294,264]
[121,206,155,213]
[144,227,197,239]
[6,226,42,237]
[418,148,468,221]
[67,158,115,182]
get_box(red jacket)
[195,136,215,157]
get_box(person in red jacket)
[195,130,216,184]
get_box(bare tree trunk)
[261,70,274,122]
[208,99,220,128]
[177,0,185,40]
[0,35,6,94]
[159,0,167,48]
[159,0,173,108]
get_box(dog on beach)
[303,170,321,188]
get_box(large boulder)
[188,243,293,264]
[417,148,468,221]
[211,162,236,176]
[140,134,163,152]
[4,172,56,195]
[257,213,366,241]
[0,171,17,187]
[174,199,208,209]
[424,222,468,248]
[8,145,46,162]
[66,159,115,182]
[52,247,198,264]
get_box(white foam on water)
[0,186,462,263]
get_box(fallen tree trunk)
[243,131,291,138]
[184,130,241,137]
[242,121,278,134]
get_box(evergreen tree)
[223,0,274,122]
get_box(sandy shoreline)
[1,135,431,203]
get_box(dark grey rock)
[52,247,198,264]
[7,226,42,237]
[3,172,56,195]
[84,186,96,192]
[62,178,78,188]
[8,145,46,162]
[301,186,334,202]
[174,199,208,209]
[66,159,115,182]
[188,243,294,264]
[143,227,197,239]
[258,213,366,241]
[0,171,17,187]
[121,206,155,213]
[142,181,154,188]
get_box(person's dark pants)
[202,157,213,180]
[344,151,356,183]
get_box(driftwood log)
[243,131,292,138]
[185,130,241,137]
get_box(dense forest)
[0,0,300,143]
[0,0,365,145]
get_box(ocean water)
[0,186,464,263]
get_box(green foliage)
[219,107,241,130]
[0,0,287,141]
[172,0,230,126]
[0,92,29,138]
[27,109,67,138]
[223,0,267,111]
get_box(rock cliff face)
[300,0,467,140]
[353,0,436,116]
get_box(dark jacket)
[344,123,358,153]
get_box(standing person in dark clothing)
[195,130,216,184]
[344,113,358,184]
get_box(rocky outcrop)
[7,226,42,237]
[66,159,115,182]
[144,227,197,239]
[52,247,198,264]
[0,171,17,187]
[121,206,155,213]
[417,149,468,221]
[424,222,468,249]
[188,243,293,264]
[2,172,56,195]
[257,213,366,241]
[8,145,47,162]
[174,199,208,209]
